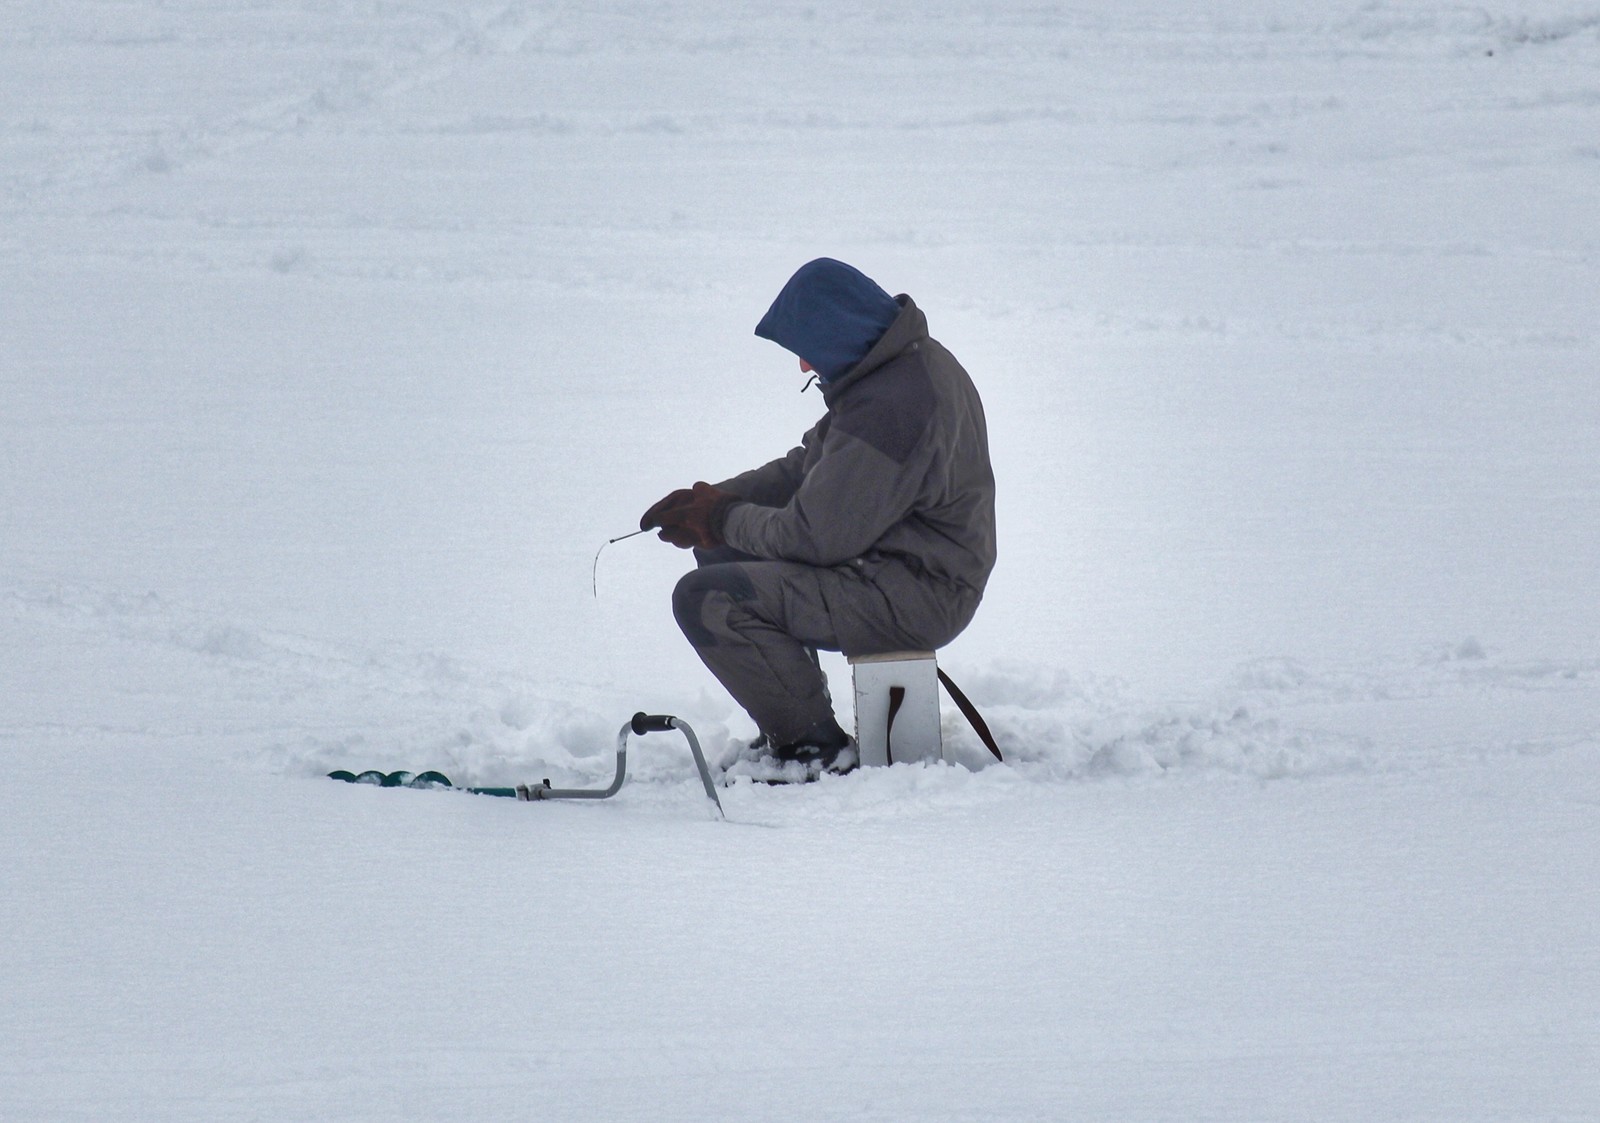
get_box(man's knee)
[691,545,760,568]
[672,563,758,647]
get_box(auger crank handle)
[631,712,677,735]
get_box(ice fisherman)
[640,258,997,774]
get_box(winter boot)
[772,716,858,776]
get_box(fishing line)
[592,528,648,598]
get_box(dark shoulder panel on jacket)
[831,351,937,465]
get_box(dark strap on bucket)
[884,685,905,766]
[937,668,1003,762]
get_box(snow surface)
[3,1,1599,1119]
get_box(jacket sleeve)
[722,413,936,566]
[713,421,822,507]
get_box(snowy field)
[4,1,1599,1119]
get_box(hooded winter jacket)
[718,287,997,650]
[754,258,901,383]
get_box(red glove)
[640,487,695,532]
[654,482,737,550]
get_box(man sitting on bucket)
[640,258,997,777]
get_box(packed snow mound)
[13,580,1593,808]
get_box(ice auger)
[327,712,724,819]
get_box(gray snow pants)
[672,547,977,745]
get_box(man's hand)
[653,481,737,551]
[640,487,696,532]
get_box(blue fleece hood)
[754,258,900,383]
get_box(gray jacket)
[718,296,997,649]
